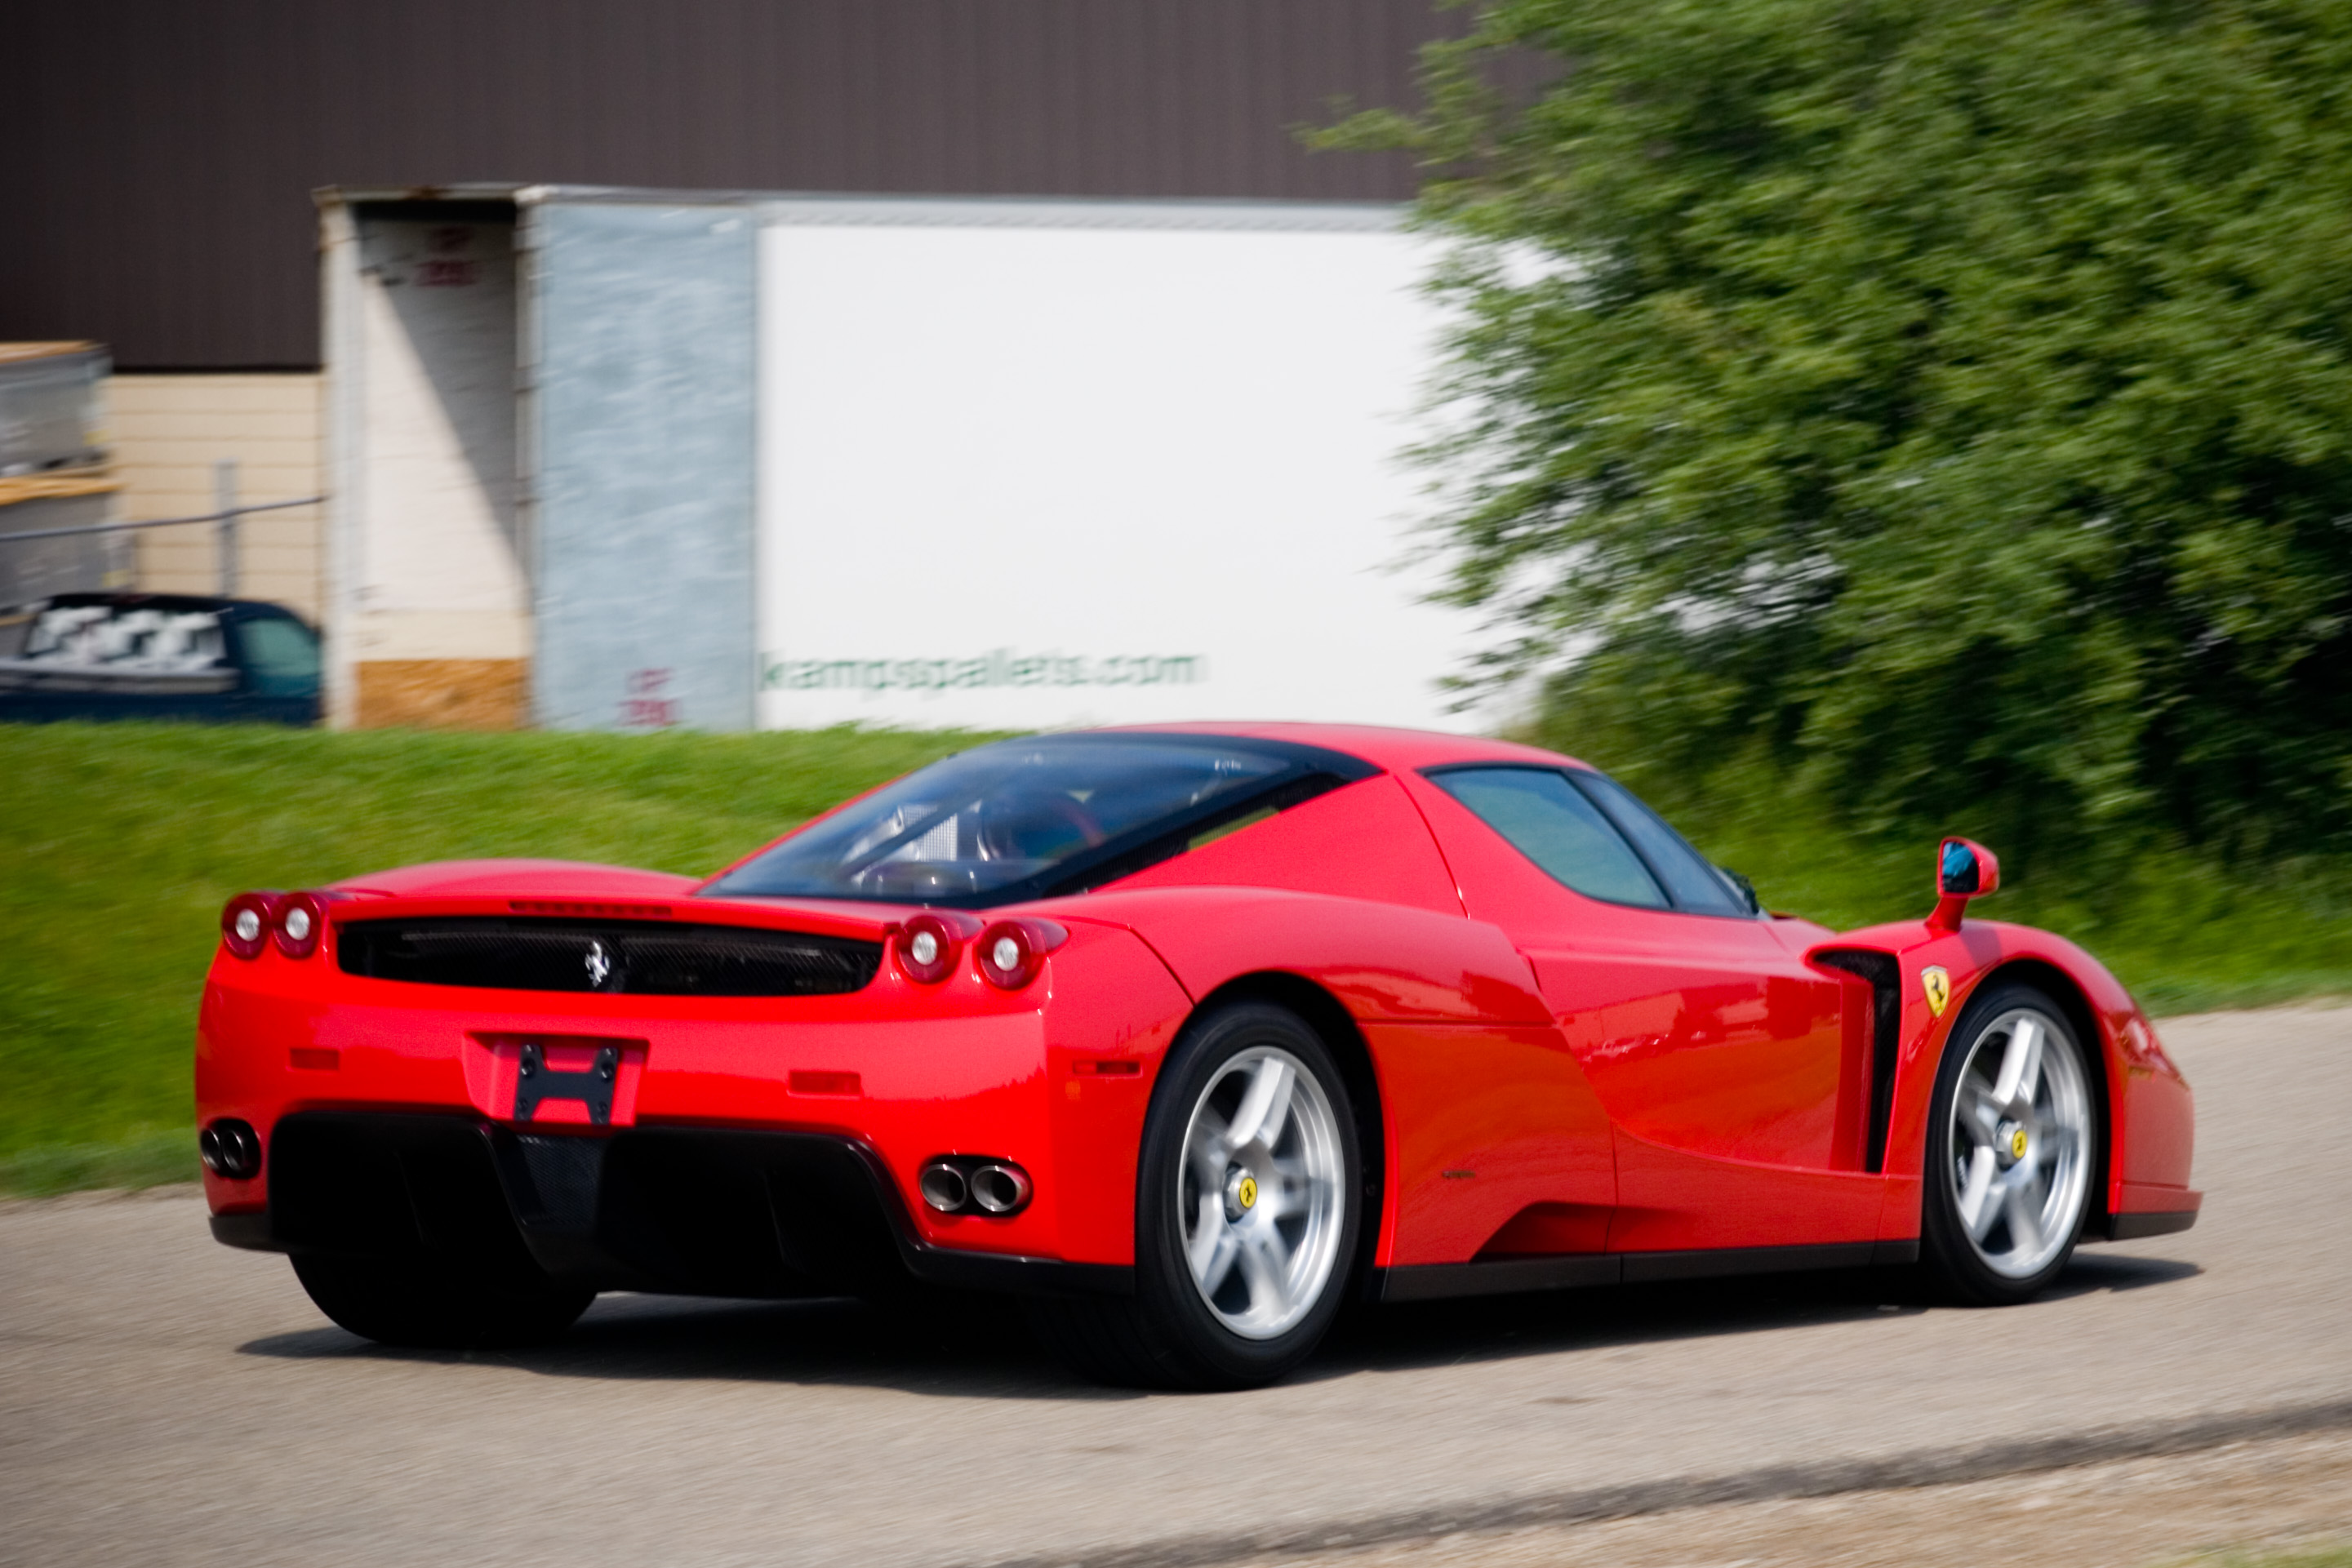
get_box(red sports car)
[196,723,2199,1388]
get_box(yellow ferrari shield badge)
[1922,966,1952,1018]
[1237,1175,1258,1210]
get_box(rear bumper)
[220,1111,1128,1299]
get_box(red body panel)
[1822,916,2200,1231]
[1399,771,1883,1253]
[194,724,2197,1284]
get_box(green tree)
[1331,0,2352,858]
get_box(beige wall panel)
[351,223,522,620]
[111,372,324,620]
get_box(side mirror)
[1927,837,2001,932]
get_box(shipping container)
[318,185,1478,733]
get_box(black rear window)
[705,733,1376,908]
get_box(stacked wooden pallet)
[0,343,125,606]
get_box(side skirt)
[1381,1240,1920,1303]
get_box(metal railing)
[0,460,322,597]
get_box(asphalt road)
[4,1006,2345,1568]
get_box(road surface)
[3,1006,2344,1567]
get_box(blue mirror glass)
[1939,840,1980,895]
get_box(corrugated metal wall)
[2,0,1447,369]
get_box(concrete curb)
[965,1397,2352,1568]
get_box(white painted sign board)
[755,201,1478,732]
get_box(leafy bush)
[1327,0,2352,864]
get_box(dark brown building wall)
[4,1,1444,369]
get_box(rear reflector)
[788,1070,861,1097]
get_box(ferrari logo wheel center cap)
[2009,1126,2030,1160]
[1224,1167,1260,1222]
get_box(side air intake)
[1812,948,1901,1173]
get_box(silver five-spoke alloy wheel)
[1178,1046,1345,1339]
[1945,1006,2091,1279]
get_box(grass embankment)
[0,722,989,1193]
[1643,782,2352,1019]
[4,722,2349,1195]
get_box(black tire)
[291,1254,594,1349]
[1029,1002,1362,1389]
[1918,980,2099,1305]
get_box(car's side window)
[1429,767,1668,908]
[1570,771,1750,916]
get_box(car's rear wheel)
[1919,981,2097,1304]
[291,1254,594,1349]
[1029,1001,1359,1389]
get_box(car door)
[1402,765,1884,1255]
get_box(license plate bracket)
[516,1041,620,1125]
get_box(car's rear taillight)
[976,917,1069,990]
[221,892,278,960]
[894,911,978,984]
[273,891,328,959]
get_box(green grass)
[1652,783,2352,1019]
[0,722,994,1185]
[0,1128,198,1197]
[4,720,2349,1196]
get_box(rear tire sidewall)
[1132,1002,1361,1388]
[1919,980,2098,1305]
[291,1253,593,1349]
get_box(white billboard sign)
[754,201,1478,732]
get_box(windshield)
[705,733,1372,907]
[233,615,321,697]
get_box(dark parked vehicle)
[0,593,321,725]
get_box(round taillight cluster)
[273,891,327,958]
[220,891,330,961]
[978,920,1057,988]
[891,913,1068,989]
[894,912,968,984]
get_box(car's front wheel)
[291,1254,594,1349]
[1030,1001,1360,1389]
[1919,981,2098,1304]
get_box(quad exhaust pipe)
[969,1162,1032,1214]
[918,1156,1032,1217]
[918,1162,969,1212]
[199,1118,262,1180]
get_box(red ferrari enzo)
[196,724,2199,1388]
